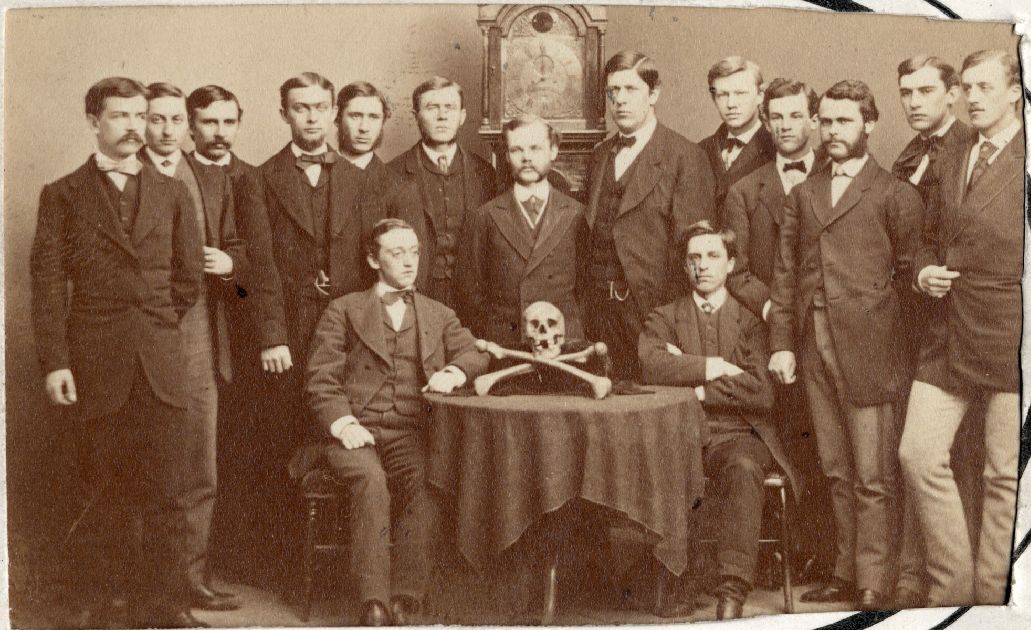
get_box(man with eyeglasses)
[387,76,497,310]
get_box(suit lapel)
[725,126,769,181]
[949,138,1024,242]
[489,194,534,261]
[819,157,877,227]
[674,297,702,358]
[268,144,316,238]
[402,144,445,238]
[353,288,391,365]
[131,166,170,246]
[413,292,443,366]
[585,143,613,228]
[76,161,137,257]
[756,165,787,226]
[525,191,577,277]
[717,298,741,361]
[329,157,362,237]
[618,125,667,216]
[185,154,220,245]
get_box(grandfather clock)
[478,4,608,195]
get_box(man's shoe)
[893,587,925,610]
[361,600,390,627]
[190,584,241,611]
[716,595,743,620]
[389,595,420,626]
[800,578,855,603]
[858,589,886,611]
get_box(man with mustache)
[768,80,922,610]
[699,56,776,217]
[387,76,498,310]
[31,77,204,627]
[142,82,244,613]
[899,49,1024,607]
[584,50,716,382]
[457,115,587,347]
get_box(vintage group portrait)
[2,1,1029,628]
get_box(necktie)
[437,155,450,175]
[296,151,337,170]
[96,155,142,176]
[523,195,542,225]
[614,135,636,151]
[701,301,715,314]
[161,159,173,169]
[967,140,998,192]
[381,289,414,306]
[782,161,807,174]
[724,137,745,151]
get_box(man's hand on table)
[423,366,466,394]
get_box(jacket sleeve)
[702,315,775,413]
[769,188,801,353]
[170,180,204,320]
[235,170,288,348]
[888,179,924,297]
[305,301,355,436]
[30,184,71,374]
[442,306,490,381]
[724,183,770,316]
[638,304,708,386]
[219,174,250,282]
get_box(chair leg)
[778,486,794,614]
[303,498,318,622]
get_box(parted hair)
[897,54,959,89]
[85,77,148,116]
[502,114,561,150]
[682,220,737,261]
[821,79,879,123]
[146,82,186,101]
[961,49,1020,87]
[336,81,392,120]
[707,56,763,92]
[279,72,335,110]
[412,76,464,111]
[187,85,243,122]
[364,218,417,259]
[762,78,818,119]
[604,50,661,91]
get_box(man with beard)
[768,80,922,610]
[699,56,776,217]
[387,76,497,310]
[584,50,716,382]
[141,82,243,612]
[457,115,587,347]
[31,76,203,627]
[899,49,1024,607]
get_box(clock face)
[502,9,585,120]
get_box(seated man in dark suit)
[638,221,797,620]
[305,218,489,626]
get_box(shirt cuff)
[762,300,772,322]
[330,415,358,439]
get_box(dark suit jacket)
[258,143,385,362]
[585,122,717,322]
[224,152,288,349]
[456,188,587,346]
[305,288,489,436]
[386,143,498,295]
[769,156,923,405]
[914,129,1025,393]
[892,119,975,210]
[699,123,776,218]
[31,157,204,420]
[638,294,800,494]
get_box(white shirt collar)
[342,150,375,170]
[693,288,728,312]
[977,119,1021,151]
[924,115,956,140]
[422,142,458,167]
[832,153,869,177]
[291,142,330,158]
[776,150,815,172]
[375,280,414,297]
[193,151,231,167]
[513,180,550,204]
[146,147,182,168]
[728,118,761,144]
[619,111,658,144]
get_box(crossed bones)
[473,339,613,399]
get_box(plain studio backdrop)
[2,1,1017,611]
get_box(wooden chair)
[297,468,351,622]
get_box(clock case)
[478,4,608,198]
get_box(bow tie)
[833,163,855,177]
[614,135,636,150]
[917,134,942,154]
[700,301,715,314]
[381,289,414,306]
[96,155,142,176]
[782,160,807,174]
[296,151,337,169]
[724,137,746,151]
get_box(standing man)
[335,81,401,221]
[457,115,587,346]
[584,50,717,381]
[306,219,488,626]
[899,49,1024,607]
[387,76,497,310]
[768,80,922,610]
[31,77,203,627]
[142,82,243,612]
[699,56,776,217]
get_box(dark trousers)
[584,284,643,382]
[71,365,191,618]
[703,435,774,588]
[324,419,439,605]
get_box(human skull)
[523,301,565,360]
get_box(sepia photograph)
[2,1,1028,628]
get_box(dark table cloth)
[425,386,706,577]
